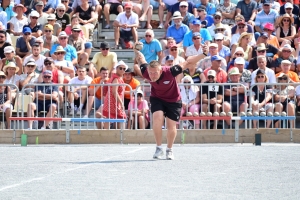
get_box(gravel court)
[0,144,300,200]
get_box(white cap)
[234,47,245,54]
[234,57,245,65]
[214,33,224,40]
[207,70,216,77]
[30,10,40,18]
[179,1,188,7]
[208,43,218,48]
[114,60,129,71]
[56,4,66,9]
[285,2,293,9]
[4,46,15,53]
[282,44,292,51]
[58,31,68,37]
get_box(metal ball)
[220,112,226,116]
[207,112,212,117]
[200,112,206,116]
[193,112,199,116]
[186,112,192,117]
[227,112,233,117]
[135,42,143,50]
[281,111,287,117]
[267,112,273,117]
[213,112,219,116]
[240,112,246,117]
[260,112,266,116]
[253,111,259,117]
[274,112,280,117]
[247,112,252,116]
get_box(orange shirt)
[89,77,109,99]
[267,36,280,49]
[203,67,228,83]
[276,71,300,82]
[278,0,299,6]
[123,78,140,99]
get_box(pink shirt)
[128,99,150,121]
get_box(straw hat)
[3,62,19,73]
[54,46,66,54]
[238,32,253,44]
[279,13,294,26]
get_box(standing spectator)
[166,11,189,45]
[46,14,62,36]
[103,0,123,29]
[27,70,58,130]
[39,24,58,50]
[201,70,223,129]
[216,0,236,26]
[0,71,12,129]
[56,4,70,31]
[16,28,36,58]
[0,30,11,59]
[236,0,257,25]
[113,2,139,49]
[89,42,118,78]
[254,2,279,40]
[123,68,140,110]
[67,67,92,116]
[251,55,276,85]
[24,11,43,38]
[23,43,46,74]
[35,1,49,26]
[9,4,28,36]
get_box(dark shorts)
[124,98,131,110]
[230,101,244,113]
[150,96,182,122]
[120,29,133,42]
[108,3,122,15]
[37,102,57,113]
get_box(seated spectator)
[24,11,43,38]
[183,19,212,50]
[0,71,12,129]
[275,60,299,83]
[71,0,101,19]
[20,59,40,91]
[170,1,195,28]
[274,73,295,128]
[276,14,296,47]
[0,30,11,59]
[103,0,123,29]
[185,32,203,58]
[127,89,150,129]
[227,47,249,72]
[254,32,279,57]
[62,0,73,14]
[152,0,175,29]
[279,0,299,16]
[139,29,162,63]
[214,33,230,63]
[198,43,227,71]
[207,12,231,39]
[39,24,58,51]
[35,1,49,26]
[179,75,200,129]
[46,14,62,36]
[53,46,75,83]
[23,43,46,74]
[251,56,276,85]
[231,32,253,62]
[113,2,138,49]
[177,58,206,83]
[166,11,189,45]
[43,0,58,14]
[129,0,153,29]
[67,67,92,116]
[273,44,296,73]
[251,70,274,128]
[197,0,216,15]
[56,4,70,31]
[248,43,273,72]
[0,46,22,75]
[89,42,118,78]
[236,0,257,26]
[162,37,185,58]
[16,27,36,58]
[161,45,185,65]
[294,27,300,49]
[9,4,28,36]
[231,22,256,47]
[50,31,78,66]
[257,0,280,12]
[86,67,109,119]
[216,0,236,26]
[68,25,89,68]
[203,55,228,83]
[35,37,50,57]
[229,57,251,84]
[223,67,249,126]
[123,68,140,110]
[283,2,300,30]
[27,70,58,130]
[164,55,174,67]
[258,23,280,49]
[3,62,20,102]
[213,24,230,47]
[201,70,223,129]
[195,7,213,28]
[231,14,254,34]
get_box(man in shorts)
[134,48,187,160]
[103,0,123,29]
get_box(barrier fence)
[0,82,299,132]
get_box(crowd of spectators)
[0,0,300,129]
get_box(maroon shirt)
[141,64,182,102]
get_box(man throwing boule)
[134,46,188,160]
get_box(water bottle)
[93,30,98,47]
[74,105,78,112]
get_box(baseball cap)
[214,12,222,17]
[36,1,44,6]
[58,31,68,37]
[207,70,216,77]
[136,89,144,96]
[208,43,218,48]
[285,2,293,9]
[30,10,40,18]
[72,24,81,31]
[44,24,53,31]
[56,4,65,9]
[192,20,201,25]
[4,46,15,54]
[124,2,133,8]
[257,69,265,75]
[179,1,188,7]
[281,60,292,64]
[100,41,110,49]
[23,27,32,34]
[234,47,245,54]
[43,70,53,76]
[234,57,245,65]
[192,32,200,37]
[261,32,268,38]
[44,57,54,63]
[282,44,292,51]
[214,33,224,40]
[211,55,222,61]
[47,14,56,20]
[229,67,240,75]
[197,5,206,11]
[26,58,36,66]
[166,55,174,61]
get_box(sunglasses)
[263,4,270,6]
[101,48,109,50]
[31,17,38,19]
[282,50,291,53]
[171,48,177,51]
[48,19,55,22]
[283,19,290,22]
[55,52,65,55]
[184,82,191,83]
[145,35,152,37]
[278,77,288,80]
[257,75,265,78]
[44,62,52,66]
[180,6,187,8]
[61,0,68,2]
[235,53,243,56]
[60,37,67,40]
[216,29,225,32]
[119,67,126,71]
[214,17,221,20]
[166,37,174,40]
[0,76,6,79]
[24,33,31,35]
[263,29,272,32]
[72,30,80,33]
[215,39,223,42]
[78,71,85,73]
[238,26,245,29]
[257,50,265,53]
[44,30,52,32]
[286,8,292,10]
[43,76,51,79]
[193,37,200,40]
[58,10,65,12]
[208,76,214,79]
[26,65,35,68]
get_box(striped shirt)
[255,9,279,31]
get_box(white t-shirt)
[54,60,74,77]
[207,24,231,39]
[9,16,28,33]
[23,55,46,73]
[185,44,203,57]
[4,74,21,90]
[115,12,139,31]
[161,56,185,65]
[19,73,39,84]
[69,76,93,96]
[230,33,256,47]
[251,68,276,86]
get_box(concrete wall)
[0,129,299,144]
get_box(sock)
[79,104,84,110]
[70,103,74,109]
[166,147,172,151]
[157,145,162,149]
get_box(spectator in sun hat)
[273,44,297,74]
[169,1,195,27]
[231,14,254,34]
[254,31,279,58]
[248,43,274,72]
[207,12,231,39]
[166,11,189,44]
[276,13,296,47]
[276,59,299,83]
[8,4,28,36]
[227,47,249,72]
[281,2,299,28]
[46,14,61,36]
[23,11,43,38]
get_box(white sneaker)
[166,149,174,160]
[104,24,110,29]
[76,109,81,116]
[68,109,75,116]
[158,23,164,29]
[153,147,164,159]
[83,115,88,118]
[40,127,45,130]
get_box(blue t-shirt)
[171,13,195,26]
[35,84,58,105]
[169,2,195,14]
[16,37,36,53]
[183,29,212,48]
[140,38,162,63]
[219,45,231,59]
[166,24,189,44]
[50,44,78,62]
[196,3,216,15]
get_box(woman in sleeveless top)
[0,46,23,75]
[176,61,206,84]
[0,71,13,129]
[3,62,20,103]
[276,14,296,47]
[231,32,253,62]
[102,61,127,129]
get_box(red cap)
[124,2,132,8]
